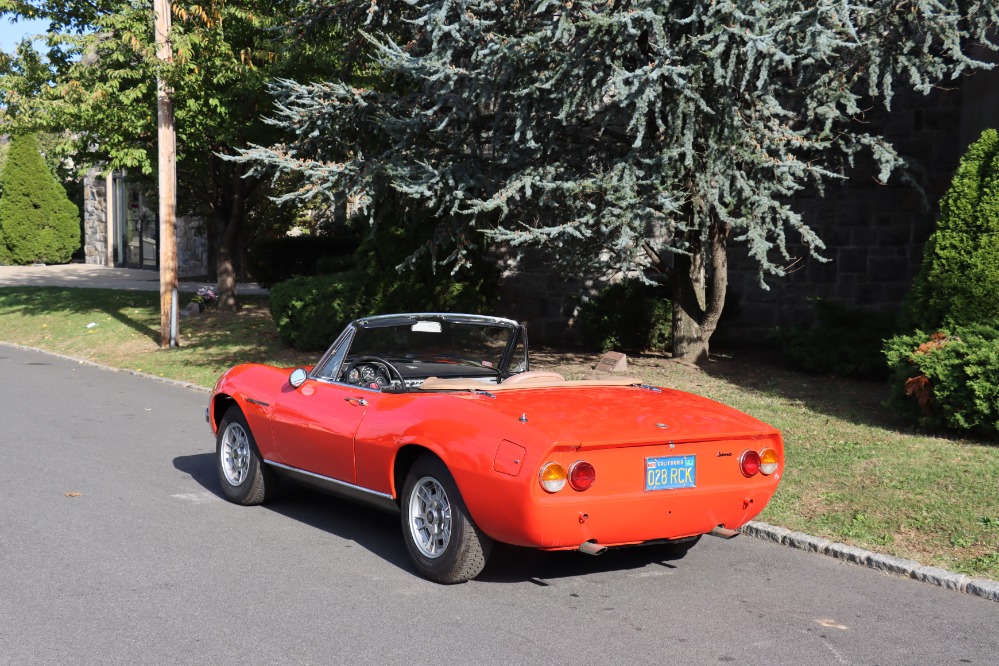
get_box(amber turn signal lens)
[740,450,762,477]
[568,461,596,491]
[760,448,779,475]
[539,462,567,493]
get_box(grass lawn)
[2,285,997,581]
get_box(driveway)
[0,263,267,295]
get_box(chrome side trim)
[265,461,399,513]
[245,398,270,407]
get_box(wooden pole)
[155,0,178,347]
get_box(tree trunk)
[671,239,707,361]
[215,180,245,313]
[670,218,730,362]
[216,219,243,312]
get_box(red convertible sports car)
[209,313,783,583]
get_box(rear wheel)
[401,455,492,583]
[216,405,276,505]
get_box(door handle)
[344,397,368,407]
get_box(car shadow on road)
[173,452,412,571]
[173,452,695,583]
[476,542,694,584]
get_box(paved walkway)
[0,263,267,295]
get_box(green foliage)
[240,0,997,323]
[0,141,6,256]
[0,134,80,265]
[269,221,499,350]
[574,279,671,353]
[350,220,499,318]
[884,325,999,437]
[0,0,355,303]
[783,299,898,379]
[269,273,357,350]
[905,129,999,329]
[248,234,361,288]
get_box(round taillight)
[539,462,567,493]
[740,450,761,477]
[568,461,596,491]
[760,448,779,475]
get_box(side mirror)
[289,368,308,389]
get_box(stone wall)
[82,173,109,266]
[176,216,207,277]
[497,251,588,344]
[728,85,970,334]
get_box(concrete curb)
[743,521,999,603]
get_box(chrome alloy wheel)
[220,422,251,486]
[408,476,452,559]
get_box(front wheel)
[401,455,493,583]
[216,405,277,505]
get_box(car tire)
[216,405,276,506]
[401,454,493,584]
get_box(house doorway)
[112,172,158,270]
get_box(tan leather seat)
[501,371,566,385]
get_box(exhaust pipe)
[579,540,607,556]
[708,526,740,539]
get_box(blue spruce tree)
[240,0,998,359]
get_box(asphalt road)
[1,344,997,665]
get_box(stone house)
[81,170,207,276]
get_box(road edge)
[743,521,999,603]
[0,340,211,394]
[4,340,997,602]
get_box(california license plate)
[645,455,696,491]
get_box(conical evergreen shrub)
[0,134,80,265]
[904,129,999,329]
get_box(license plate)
[645,455,696,491]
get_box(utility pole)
[155,0,179,347]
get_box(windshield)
[350,319,513,372]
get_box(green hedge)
[248,234,361,288]
[574,279,671,353]
[782,299,897,379]
[884,324,999,437]
[269,273,358,350]
[904,128,999,329]
[0,134,80,265]
[270,223,499,350]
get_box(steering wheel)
[343,355,406,390]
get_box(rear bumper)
[475,478,779,550]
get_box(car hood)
[452,384,776,447]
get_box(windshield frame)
[309,313,524,388]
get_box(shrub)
[269,273,358,350]
[782,299,898,379]
[903,128,999,329]
[0,134,80,265]
[269,222,500,350]
[884,324,999,436]
[248,234,361,288]
[574,279,671,353]
[349,222,498,317]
